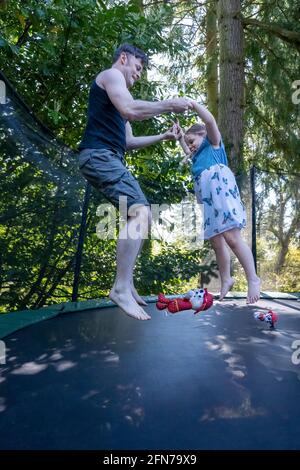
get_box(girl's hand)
[173,120,184,140]
[179,155,191,166]
[163,122,182,141]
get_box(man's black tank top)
[79,80,126,155]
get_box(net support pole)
[250,165,257,272]
[72,182,92,302]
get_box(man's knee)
[146,206,152,226]
[128,204,152,226]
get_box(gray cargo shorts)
[78,148,149,209]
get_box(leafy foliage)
[1,0,300,312]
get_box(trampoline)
[0,298,300,450]
[1,32,300,456]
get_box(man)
[79,44,192,320]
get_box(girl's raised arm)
[191,101,221,146]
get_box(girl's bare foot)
[247,277,260,304]
[109,287,150,320]
[219,277,235,301]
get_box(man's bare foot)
[131,284,147,306]
[246,277,261,304]
[219,277,235,301]
[109,287,151,320]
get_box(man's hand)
[169,98,193,113]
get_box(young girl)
[176,101,260,303]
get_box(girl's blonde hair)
[185,123,206,136]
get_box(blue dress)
[192,136,246,240]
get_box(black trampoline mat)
[0,299,300,450]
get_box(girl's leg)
[222,228,260,303]
[210,234,234,300]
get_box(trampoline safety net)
[0,72,299,313]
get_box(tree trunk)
[217,0,244,172]
[275,241,289,273]
[206,0,218,119]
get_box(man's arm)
[126,122,178,150]
[192,101,221,146]
[99,69,192,121]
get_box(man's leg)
[210,234,234,300]
[128,205,150,305]
[110,205,151,320]
[79,150,151,316]
[222,228,260,303]
[131,280,147,306]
